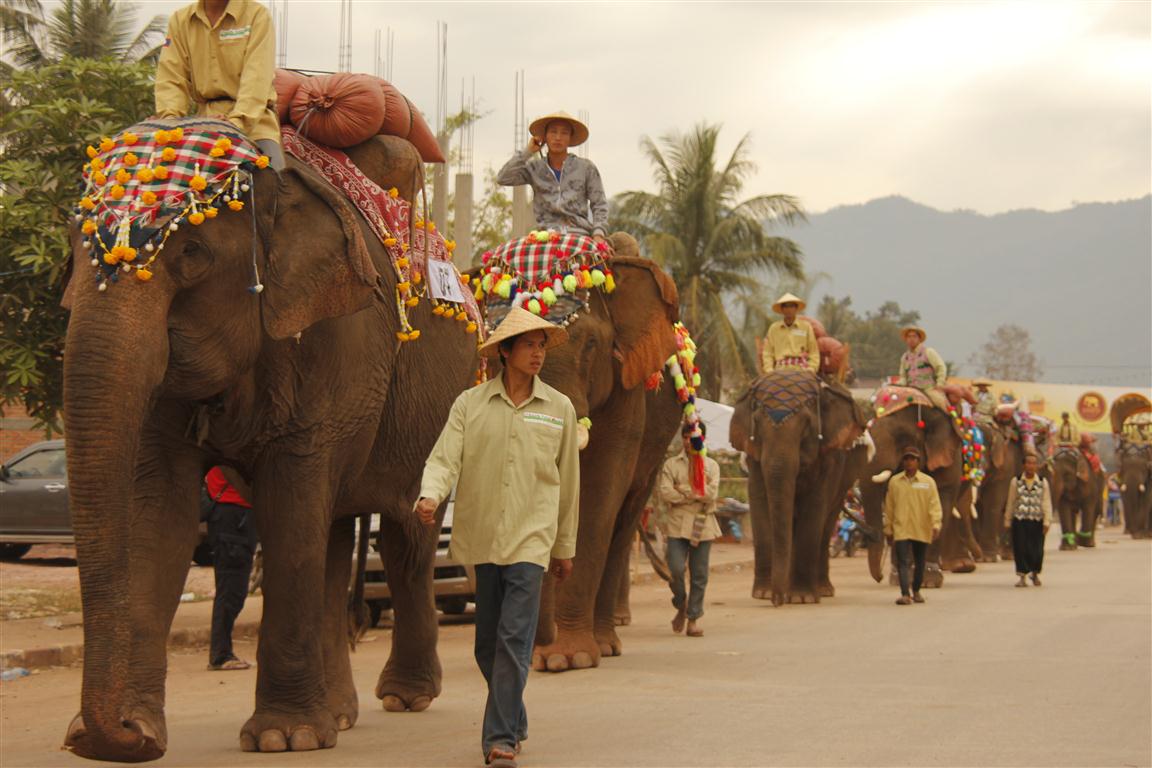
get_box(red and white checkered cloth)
[488,232,606,287]
[81,118,262,231]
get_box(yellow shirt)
[155,0,280,143]
[655,450,721,541]
[883,470,943,543]
[762,319,820,373]
[419,375,580,568]
[1055,421,1080,446]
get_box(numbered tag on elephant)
[427,260,467,304]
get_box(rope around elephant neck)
[816,383,824,441]
[248,177,264,295]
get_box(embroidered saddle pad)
[872,385,934,419]
[742,369,821,425]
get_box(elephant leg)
[816,496,839,598]
[788,486,824,604]
[320,515,358,730]
[614,560,632,626]
[241,464,338,753]
[1058,498,1078,549]
[593,482,651,657]
[67,434,201,761]
[374,506,442,712]
[941,485,977,573]
[746,460,773,600]
[764,454,799,607]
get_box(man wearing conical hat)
[496,111,609,242]
[972,377,996,423]
[761,293,820,374]
[415,307,579,767]
[897,325,949,410]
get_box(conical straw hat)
[900,325,927,341]
[478,307,570,359]
[771,292,807,313]
[528,111,589,147]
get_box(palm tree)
[1,0,164,70]
[613,123,806,399]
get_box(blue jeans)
[474,562,544,758]
[666,538,711,620]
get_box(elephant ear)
[924,409,958,472]
[263,165,381,340]
[606,256,680,390]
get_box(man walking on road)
[416,307,579,768]
[884,447,942,605]
[656,422,721,637]
[1004,451,1053,587]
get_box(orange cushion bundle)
[290,72,387,149]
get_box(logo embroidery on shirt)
[523,412,563,430]
[219,26,251,41]
[912,482,931,490]
[791,328,806,336]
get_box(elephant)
[859,391,964,587]
[1050,447,1105,549]
[60,127,476,761]
[973,417,1026,562]
[728,371,869,606]
[1117,441,1152,538]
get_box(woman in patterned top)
[1003,451,1053,587]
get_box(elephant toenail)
[381,695,407,712]
[288,726,320,751]
[409,696,432,712]
[546,654,570,672]
[258,730,288,752]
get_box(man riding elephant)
[897,325,949,411]
[761,293,820,375]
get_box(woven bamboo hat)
[771,292,807,313]
[529,111,589,147]
[973,377,992,388]
[478,307,569,359]
[901,325,927,341]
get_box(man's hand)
[549,557,573,583]
[1043,525,1050,535]
[932,527,941,542]
[886,534,894,546]
[415,497,438,526]
[525,136,542,154]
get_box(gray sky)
[138,0,1151,215]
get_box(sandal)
[1030,573,1042,587]
[486,746,517,768]
[912,593,925,604]
[895,596,912,605]
[207,657,251,671]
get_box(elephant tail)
[346,513,372,650]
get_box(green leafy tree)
[1,0,165,71]
[1,58,155,432]
[613,123,806,398]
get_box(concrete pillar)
[511,186,534,238]
[453,172,473,269]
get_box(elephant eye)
[168,239,215,284]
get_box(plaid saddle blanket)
[280,126,481,325]
[742,369,821,425]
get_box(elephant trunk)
[860,484,886,583]
[62,288,171,760]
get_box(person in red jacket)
[203,466,258,670]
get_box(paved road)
[2,529,1149,767]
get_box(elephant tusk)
[577,423,590,451]
[1120,484,1127,492]
[871,469,892,484]
[864,431,876,463]
[1141,484,1147,494]
[951,507,961,519]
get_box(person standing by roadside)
[761,293,820,374]
[655,422,721,637]
[1003,451,1053,587]
[883,447,942,605]
[204,466,258,671]
[415,307,579,768]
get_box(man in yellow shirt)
[897,325,949,411]
[883,447,943,605]
[154,0,285,169]
[655,422,721,638]
[1054,412,1080,447]
[761,292,820,374]
[416,307,579,768]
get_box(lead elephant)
[1117,441,1152,538]
[729,371,868,605]
[859,390,964,587]
[61,123,475,761]
[1051,447,1105,548]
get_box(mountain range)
[774,195,1152,387]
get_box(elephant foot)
[752,580,774,601]
[327,685,359,731]
[1059,533,1078,550]
[595,626,623,658]
[374,666,441,713]
[1076,534,1096,548]
[64,710,167,763]
[999,546,1015,560]
[532,629,601,673]
[944,558,977,573]
[787,590,822,604]
[979,553,1000,563]
[239,709,338,752]
[613,611,632,627]
[819,582,835,598]
[922,566,945,589]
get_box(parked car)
[353,501,477,627]
[1,439,211,563]
[0,440,69,560]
